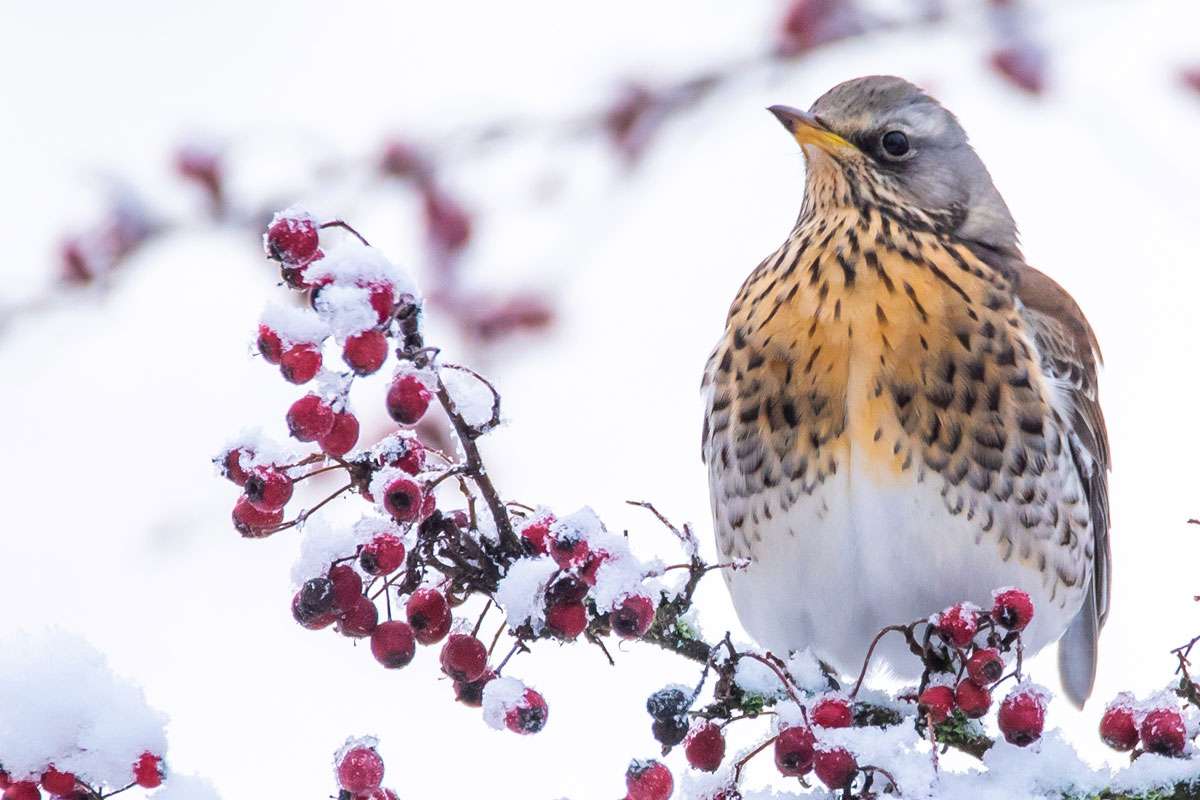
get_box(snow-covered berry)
[217,446,253,486]
[386,374,432,425]
[813,746,858,790]
[918,685,956,725]
[377,434,425,474]
[367,281,395,324]
[653,716,689,747]
[1099,695,1139,752]
[955,679,992,719]
[319,410,360,457]
[992,588,1034,632]
[40,768,77,796]
[811,695,854,729]
[132,752,164,789]
[381,476,424,523]
[3,783,39,800]
[370,621,416,668]
[612,593,656,639]
[257,324,283,364]
[440,633,488,682]
[292,591,337,630]
[360,533,406,576]
[646,687,689,721]
[547,575,588,606]
[774,725,816,777]
[454,669,496,707]
[1140,706,1188,756]
[966,647,1005,685]
[300,576,336,614]
[546,600,588,639]
[279,343,322,384]
[518,515,554,554]
[406,588,452,645]
[684,722,725,772]
[232,495,283,537]
[336,744,384,795]
[504,688,549,735]
[343,330,389,375]
[337,595,379,638]
[328,564,364,613]
[998,685,1046,746]
[548,530,590,570]
[244,465,293,512]
[936,602,979,648]
[286,394,335,441]
[625,759,673,800]
[265,213,319,265]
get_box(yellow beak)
[768,105,854,153]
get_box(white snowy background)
[1,0,1199,797]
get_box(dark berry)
[545,575,588,605]
[291,591,336,630]
[612,594,656,639]
[652,715,689,748]
[646,687,689,721]
[454,669,496,707]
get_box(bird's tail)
[1058,579,1100,708]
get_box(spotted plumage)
[701,76,1109,706]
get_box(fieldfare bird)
[702,76,1109,706]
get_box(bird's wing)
[1016,263,1110,706]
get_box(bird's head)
[770,75,1018,256]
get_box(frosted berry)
[343,330,389,375]
[257,324,283,364]
[505,688,549,735]
[286,394,335,441]
[548,530,590,569]
[454,668,496,707]
[653,716,689,747]
[3,783,39,800]
[546,600,588,639]
[382,476,424,523]
[371,621,416,668]
[811,695,854,729]
[998,687,1046,746]
[132,752,164,789]
[406,588,452,645]
[319,411,360,457]
[440,633,488,682]
[1099,697,1138,752]
[646,687,689,721]
[337,595,379,638]
[218,447,252,486]
[40,768,77,796]
[265,214,319,264]
[367,282,395,323]
[612,593,656,639]
[966,647,1004,685]
[244,465,293,512]
[1140,707,1187,756]
[328,564,364,613]
[813,747,857,791]
[625,759,673,800]
[546,575,588,606]
[774,725,816,777]
[280,343,322,384]
[992,588,1034,632]
[936,603,978,647]
[299,576,335,615]
[918,685,956,724]
[518,516,554,554]
[232,496,283,537]
[955,679,992,719]
[386,374,433,425]
[684,722,725,772]
[336,745,384,795]
[580,549,610,585]
[378,435,425,474]
[292,591,337,630]
[360,533,405,575]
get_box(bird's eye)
[880,130,910,159]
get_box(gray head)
[770,76,1019,255]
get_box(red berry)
[370,621,416,668]
[291,591,337,630]
[1099,697,1139,752]
[546,600,588,639]
[440,633,488,682]
[406,588,452,645]
[813,747,858,790]
[319,411,360,457]
[257,324,283,363]
[454,669,496,707]
[41,768,76,796]
[421,187,472,253]
[548,530,590,569]
[232,495,283,538]
[377,435,425,474]
[218,447,253,486]
[382,476,424,523]
[343,330,389,375]
[279,343,322,384]
[625,759,673,800]
[504,688,549,735]
[360,533,406,576]
[132,752,163,789]
[918,685,956,724]
[265,213,319,265]
[386,374,433,425]
[811,695,854,729]
[337,595,379,638]
[243,465,293,512]
[518,516,554,554]
[580,550,610,585]
[286,394,335,441]
[612,594,656,639]
[684,722,725,772]
[955,679,992,719]
[367,282,395,323]
[3,783,39,800]
[1140,707,1187,756]
[998,686,1046,746]
[336,745,384,795]
[0,772,10,789]
[992,588,1035,632]
[774,725,816,777]
[328,564,364,613]
[966,647,1005,685]
[936,603,979,648]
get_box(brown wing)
[1016,264,1110,705]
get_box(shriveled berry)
[337,595,379,638]
[218,447,253,486]
[3,782,40,800]
[336,745,384,795]
[343,330,389,375]
[936,603,979,648]
[612,593,656,639]
[440,633,488,682]
[232,495,283,537]
[955,679,992,719]
[244,465,293,512]
[257,324,283,363]
[370,621,416,668]
[1140,707,1187,756]
[454,669,495,707]
[265,214,319,264]
[774,725,816,777]
[360,533,405,575]
[684,722,725,772]
[328,564,364,613]
[319,411,360,457]
[545,575,588,606]
[386,374,432,425]
[625,759,673,800]
[966,647,1005,685]
[546,601,588,639]
[40,768,77,796]
[653,716,689,747]
[813,747,857,790]
[291,591,337,630]
[992,588,1035,632]
[406,588,452,645]
[998,686,1046,746]
[505,688,549,735]
[280,343,322,384]
[132,752,164,789]
[382,476,424,523]
[286,394,335,441]
[646,687,689,721]
[811,695,854,728]
[918,685,956,725]
[1099,697,1139,752]
[299,577,335,615]
[518,516,554,554]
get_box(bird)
[701,76,1109,706]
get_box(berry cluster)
[0,752,163,800]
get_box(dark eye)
[880,130,910,159]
